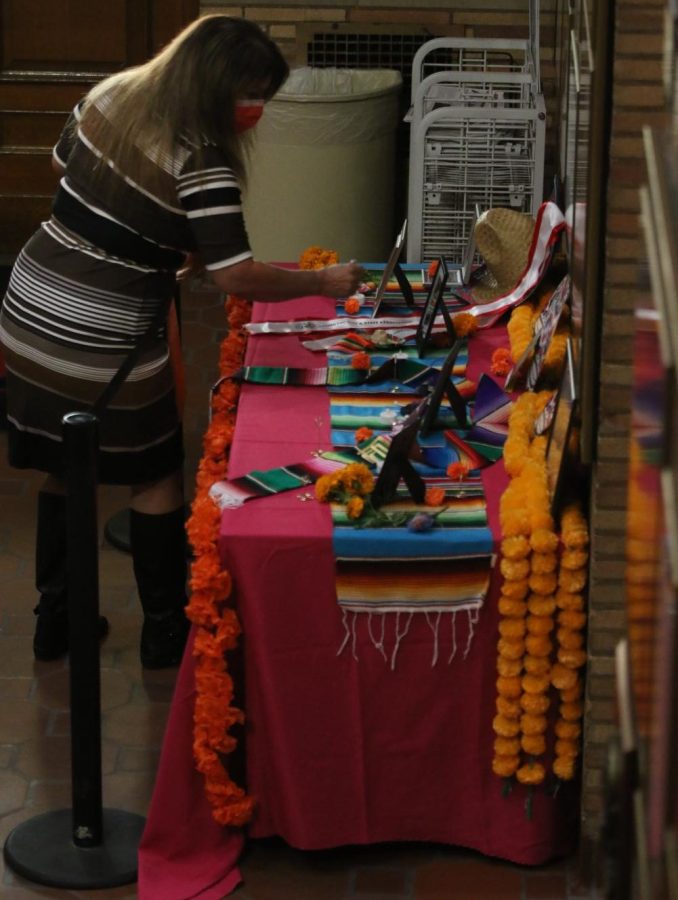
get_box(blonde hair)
[78,15,288,196]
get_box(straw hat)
[471,208,536,303]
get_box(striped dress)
[0,96,252,484]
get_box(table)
[138,294,577,900]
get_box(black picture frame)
[545,339,578,516]
[419,339,468,435]
[371,219,409,318]
[415,256,454,358]
[371,397,428,508]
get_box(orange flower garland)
[493,388,586,797]
[185,294,255,826]
[552,501,589,780]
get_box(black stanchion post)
[3,411,145,889]
[65,411,103,844]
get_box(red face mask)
[235,100,265,133]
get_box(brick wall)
[580,0,670,851]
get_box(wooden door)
[0,0,199,260]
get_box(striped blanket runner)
[208,450,354,509]
[332,494,494,667]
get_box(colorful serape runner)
[331,482,494,668]
[209,451,354,509]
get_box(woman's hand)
[318,261,369,298]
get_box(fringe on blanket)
[337,606,481,670]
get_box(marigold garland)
[493,387,588,799]
[185,294,255,826]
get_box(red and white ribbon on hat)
[466,201,566,329]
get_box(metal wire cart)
[406,2,545,265]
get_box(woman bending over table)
[0,15,365,668]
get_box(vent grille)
[305,31,440,101]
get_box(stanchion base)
[104,508,131,554]
[4,808,146,889]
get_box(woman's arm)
[210,257,366,301]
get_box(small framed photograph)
[419,339,468,435]
[371,219,411,318]
[526,275,571,390]
[545,338,578,514]
[415,257,453,357]
[371,398,428,508]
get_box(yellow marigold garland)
[552,501,589,780]
[185,294,255,827]
[494,388,588,799]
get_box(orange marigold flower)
[500,535,531,560]
[554,738,579,759]
[496,675,522,699]
[520,693,550,715]
[500,579,530,600]
[526,614,554,635]
[557,647,587,669]
[523,654,551,676]
[498,597,528,618]
[493,714,520,737]
[528,596,557,619]
[551,662,578,690]
[355,426,374,444]
[553,756,576,781]
[497,656,522,677]
[496,696,521,718]
[556,628,585,650]
[521,714,548,736]
[517,762,546,785]
[522,672,550,695]
[344,296,361,315]
[492,755,520,777]
[425,486,446,507]
[299,245,339,269]
[346,496,365,520]
[500,557,531,581]
[497,637,525,660]
[351,351,371,370]
[490,347,513,377]
[452,312,479,337]
[555,720,582,740]
[314,474,334,503]
[494,737,520,756]
[525,633,552,657]
[499,618,526,639]
[521,733,547,756]
[446,461,471,481]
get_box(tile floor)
[0,282,598,898]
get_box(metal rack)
[406,6,545,264]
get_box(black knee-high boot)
[129,507,190,669]
[33,491,109,661]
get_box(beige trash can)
[242,67,402,263]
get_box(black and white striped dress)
[0,98,251,484]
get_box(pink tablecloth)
[138,295,577,899]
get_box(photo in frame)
[415,257,454,358]
[371,397,429,508]
[419,339,468,435]
[526,274,571,390]
[371,219,413,318]
[545,338,579,514]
